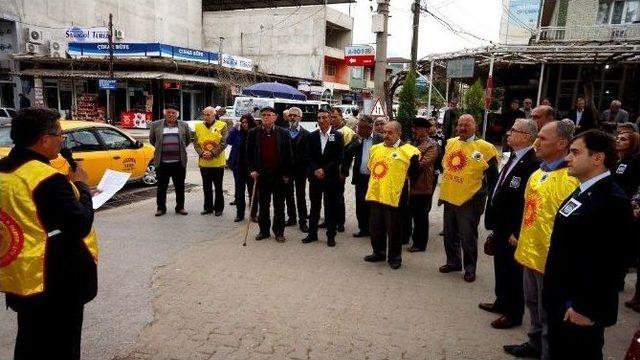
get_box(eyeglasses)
[508,128,531,135]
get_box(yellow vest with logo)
[195,120,227,168]
[514,167,579,273]
[338,126,356,146]
[439,137,498,206]
[365,143,421,207]
[0,160,99,296]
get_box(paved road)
[1,149,637,359]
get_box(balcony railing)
[536,24,640,42]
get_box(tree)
[462,79,485,125]
[397,71,417,140]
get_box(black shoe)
[201,210,213,215]
[336,225,345,232]
[439,231,444,236]
[255,233,270,241]
[327,238,336,247]
[299,223,309,233]
[407,246,425,253]
[285,219,296,227]
[214,211,223,217]
[439,264,462,273]
[317,221,326,228]
[175,209,188,215]
[155,210,166,217]
[229,200,236,205]
[364,254,385,262]
[234,216,244,222]
[276,235,286,243]
[478,302,505,314]
[353,231,370,238]
[463,272,476,283]
[503,342,540,358]
[389,261,401,270]
[302,236,318,244]
[251,216,258,223]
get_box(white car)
[0,108,17,126]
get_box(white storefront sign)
[221,54,253,71]
[65,26,110,43]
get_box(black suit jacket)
[543,176,634,327]
[442,108,458,140]
[290,126,310,172]
[342,132,384,184]
[246,125,293,177]
[485,148,539,242]
[305,128,344,182]
[567,107,597,133]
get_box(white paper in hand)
[92,169,131,209]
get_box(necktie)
[497,152,517,187]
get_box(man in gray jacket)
[149,104,192,216]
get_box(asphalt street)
[0,145,637,359]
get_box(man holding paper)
[0,108,99,359]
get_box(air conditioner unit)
[25,42,40,54]
[26,28,43,44]
[114,29,125,40]
[49,41,67,58]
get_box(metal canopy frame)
[202,0,354,11]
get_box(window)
[64,129,102,151]
[325,62,337,76]
[597,0,640,24]
[0,127,12,146]
[96,128,133,150]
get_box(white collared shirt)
[576,109,583,125]
[579,170,610,194]
[320,126,332,153]
[464,135,476,143]
[384,139,401,148]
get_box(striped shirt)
[161,127,180,163]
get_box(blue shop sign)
[98,79,117,90]
[68,42,220,64]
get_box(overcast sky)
[330,0,503,59]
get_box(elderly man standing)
[330,107,356,232]
[601,99,630,133]
[342,115,383,237]
[520,98,533,119]
[285,107,310,232]
[247,107,293,242]
[503,120,579,359]
[531,105,556,131]
[479,118,540,329]
[364,121,421,269]
[150,104,191,216]
[194,106,227,216]
[438,114,499,282]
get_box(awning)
[322,81,350,91]
[17,69,221,84]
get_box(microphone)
[60,147,77,172]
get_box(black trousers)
[156,162,186,211]
[257,173,286,236]
[14,304,84,360]
[443,192,486,274]
[407,194,433,250]
[200,166,224,212]
[285,170,308,225]
[493,237,524,320]
[548,313,604,360]
[308,178,339,239]
[354,176,371,234]
[369,202,403,264]
[336,180,346,227]
[233,168,257,218]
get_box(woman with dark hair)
[227,114,258,222]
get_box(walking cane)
[243,176,258,246]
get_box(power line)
[242,6,318,36]
[500,3,536,33]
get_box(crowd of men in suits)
[150,100,639,359]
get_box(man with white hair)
[601,99,629,133]
[284,107,310,232]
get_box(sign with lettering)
[221,54,253,71]
[65,26,110,43]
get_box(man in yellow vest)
[194,106,228,216]
[503,119,579,359]
[439,114,499,282]
[0,108,99,359]
[331,107,356,232]
[363,121,421,269]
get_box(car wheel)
[142,162,157,186]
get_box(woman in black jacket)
[227,114,257,222]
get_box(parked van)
[232,96,329,132]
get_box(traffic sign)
[345,55,375,67]
[370,99,386,117]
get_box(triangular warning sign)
[370,99,386,117]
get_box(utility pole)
[373,0,390,105]
[218,37,225,66]
[410,0,420,71]
[107,13,114,123]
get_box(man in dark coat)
[302,108,344,247]
[247,107,293,242]
[284,107,310,233]
[441,98,459,141]
[342,115,383,237]
[543,129,634,359]
[480,118,540,329]
[567,97,597,133]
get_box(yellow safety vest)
[0,160,98,296]
[365,143,421,207]
[439,137,498,206]
[514,167,579,273]
[338,126,355,146]
[195,120,227,168]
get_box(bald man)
[439,114,499,282]
[531,105,556,131]
[194,106,228,215]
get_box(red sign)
[345,55,375,67]
[484,75,493,109]
[120,111,153,129]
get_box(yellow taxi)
[0,121,157,188]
